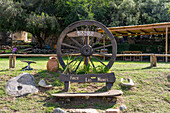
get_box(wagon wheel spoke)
[76,27,84,45]
[86,25,89,31]
[61,52,81,57]
[67,55,81,66]
[70,37,82,47]
[93,44,112,50]
[85,56,88,67]
[74,56,84,72]
[89,26,98,45]
[92,34,106,47]
[61,43,80,50]
[89,56,95,68]
[57,20,117,70]
[91,55,106,66]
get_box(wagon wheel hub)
[81,45,93,56]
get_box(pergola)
[98,22,169,62]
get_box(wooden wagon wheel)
[57,20,117,73]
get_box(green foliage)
[92,0,170,26]
[76,64,110,74]
[45,107,55,113]
[93,65,110,73]
[117,43,164,53]
[52,79,64,86]
[63,55,78,74]
[0,0,170,49]
[0,87,6,96]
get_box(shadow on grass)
[40,85,116,110]
[32,70,117,110]
[0,69,9,72]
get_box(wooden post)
[84,36,89,66]
[9,56,12,69]
[150,55,157,67]
[64,81,70,92]
[12,55,16,68]
[165,27,168,62]
[103,34,106,60]
[9,55,16,69]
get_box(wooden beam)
[153,28,158,32]
[140,29,149,33]
[1,53,170,57]
[126,30,135,34]
[103,34,105,60]
[113,31,170,37]
[115,31,126,34]
[165,27,168,62]
[98,25,170,33]
[109,25,170,32]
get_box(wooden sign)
[67,31,102,38]
[60,73,116,83]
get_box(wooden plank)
[60,73,116,83]
[0,54,13,57]
[52,90,123,97]
[113,31,170,37]
[12,54,57,57]
[93,53,170,57]
[1,54,170,57]
[99,24,170,32]
[67,31,102,38]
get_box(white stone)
[6,73,38,96]
[121,78,134,87]
[38,79,52,88]
[67,109,99,113]
[105,108,120,113]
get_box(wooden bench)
[122,51,142,61]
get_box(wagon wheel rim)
[57,20,117,72]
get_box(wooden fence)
[0,54,169,69]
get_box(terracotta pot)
[47,57,59,72]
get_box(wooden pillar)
[150,55,157,67]
[9,55,16,69]
[165,27,168,62]
[103,35,106,60]
[12,55,16,68]
[9,56,12,69]
[84,36,89,66]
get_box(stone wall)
[11,31,28,42]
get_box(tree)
[0,0,93,48]
[92,0,170,27]
[1,0,170,49]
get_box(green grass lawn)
[0,57,169,113]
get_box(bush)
[117,43,164,53]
